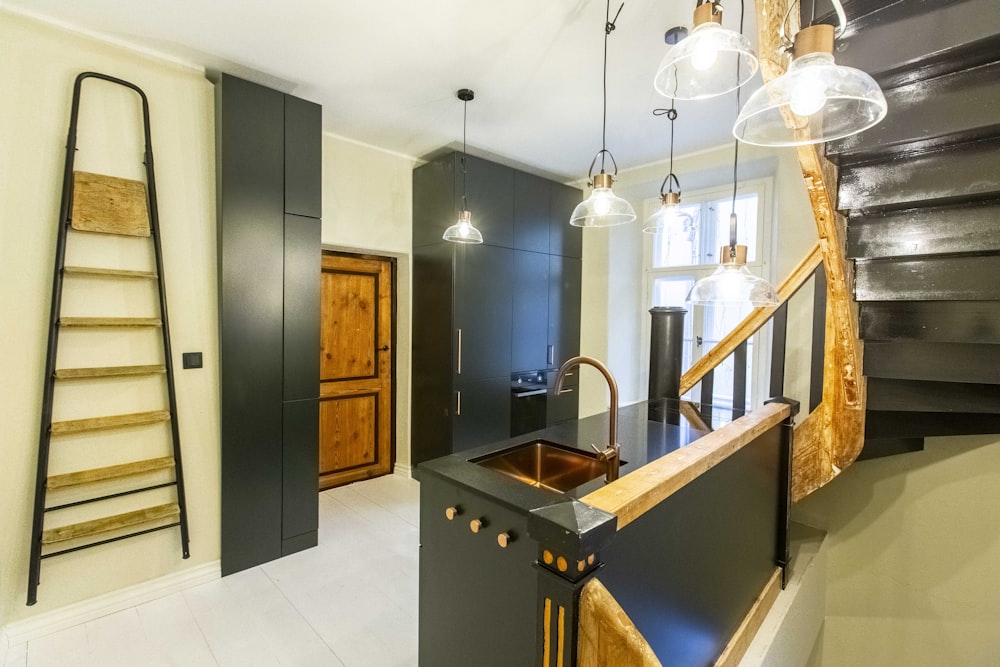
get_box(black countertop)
[418,398,742,516]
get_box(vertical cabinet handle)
[456,390,462,416]
[457,328,462,375]
[547,344,554,367]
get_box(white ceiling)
[8,0,761,182]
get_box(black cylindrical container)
[648,306,687,402]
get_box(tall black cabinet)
[216,74,321,575]
[412,153,582,466]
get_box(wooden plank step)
[860,301,1000,344]
[855,253,1000,302]
[838,137,1000,214]
[70,171,150,237]
[64,266,157,279]
[864,342,1000,384]
[41,503,179,544]
[48,457,175,490]
[834,0,1000,89]
[867,378,1000,414]
[59,317,162,328]
[50,410,170,435]
[827,61,1000,165]
[847,199,1000,260]
[55,365,166,380]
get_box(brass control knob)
[445,506,461,521]
[469,518,485,533]
[497,532,514,548]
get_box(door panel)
[319,254,394,489]
[454,244,513,380]
[512,250,550,372]
[548,255,581,369]
[454,377,512,453]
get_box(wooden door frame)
[320,249,397,485]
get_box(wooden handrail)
[680,242,823,395]
[581,401,790,531]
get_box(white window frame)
[639,177,775,411]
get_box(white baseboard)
[2,560,220,647]
[393,462,413,479]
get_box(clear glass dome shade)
[643,194,695,235]
[733,52,887,146]
[686,246,778,307]
[654,22,759,100]
[442,210,483,244]
[570,175,636,227]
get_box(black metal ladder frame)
[27,71,190,606]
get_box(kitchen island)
[418,397,796,666]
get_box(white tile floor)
[8,475,421,667]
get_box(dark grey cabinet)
[412,152,582,466]
[550,182,584,258]
[217,74,321,574]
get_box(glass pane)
[651,203,701,268]
[651,276,695,373]
[700,193,759,264]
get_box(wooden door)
[319,253,394,489]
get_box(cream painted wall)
[794,434,1000,665]
[0,12,219,624]
[577,143,817,414]
[320,135,417,468]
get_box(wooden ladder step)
[42,503,179,544]
[64,266,157,279]
[51,410,170,435]
[59,317,162,328]
[48,457,175,490]
[55,365,166,380]
[70,171,150,237]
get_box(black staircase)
[824,0,1000,459]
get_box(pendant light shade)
[571,1,637,228]
[733,24,886,146]
[444,88,484,244]
[644,191,695,234]
[442,210,484,244]
[654,1,759,101]
[686,245,778,307]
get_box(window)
[642,179,773,412]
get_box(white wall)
[0,11,219,624]
[794,434,1000,665]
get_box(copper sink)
[472,440,609,493]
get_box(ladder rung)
[48,457,175,490]
[64,266,158,279]
[51,410,170,435]
[42,503,179,544]
[55,365,166,380]
[59,317,162,328]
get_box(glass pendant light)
[644,105,695,238]
[733,0,886,146]
[570,0,636,228]
[654,1,759,101]
[443,89,484,244]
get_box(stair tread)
[860,301,1000,344]
[855,253,1000,301]
[63,266,157,279]
[857,437,924,462]
[867,377,1000,413]
[55,365,166,379]
[59,317,162,327]
[41,503,179,544]
[865,341,1000,384]
[47,457,175,490]
[847,200,1000,259]
[866,410,1000,438]
[50,410,171,435]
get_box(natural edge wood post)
[764,396,800,587]
[528,499,617,667]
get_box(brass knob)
[445,506,461,520]
[469,518,485,533]
[497,532,513,548]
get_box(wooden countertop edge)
[580,402,791,531]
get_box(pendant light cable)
[601,1,625,173]
[728,0,747,258]
[461,95,468,211]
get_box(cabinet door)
[283,95,322,218]
[282,398,318,551]
[283,214,321,401]
[513,171,550,253]
[547,371,579,426]
[454,244,512,381]
[512,250,550,372]
[463,154,514,248]
[454,377,512,453]
[548,255,582,369]
[412,157,457,249]
[549,183,584,258]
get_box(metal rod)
[809,264,828,412]
[40,522,182,560]
[733,340,748,418]
[45,482,177,512]
[769,302,789,398]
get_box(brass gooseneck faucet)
[554,355,620,483]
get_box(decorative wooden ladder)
[26,72,190,605]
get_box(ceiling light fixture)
[443,88,484,244]
[654,0,759,101]
[570,1,636,228]
[733,0,886,146]
[644,104,695,238]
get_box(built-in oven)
[510,370,548,437]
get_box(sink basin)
[472,440,607,493]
